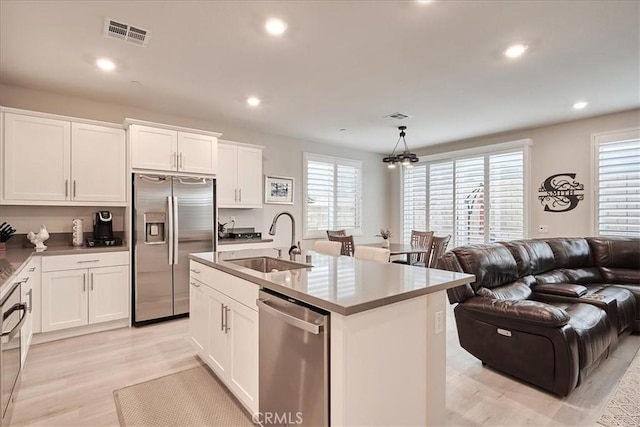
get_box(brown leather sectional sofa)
[438,236,640,396]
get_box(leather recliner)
[438,236,640,396]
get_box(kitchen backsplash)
[218,208,263,232]
[0,206,125,234]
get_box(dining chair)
[429,235,451,268]
[326,229,346,238]
[313,240,343,256]
[354,246,391,263]
[408,230,434,266]
[327,234,355,256]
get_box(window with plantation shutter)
[402,140,529,247]
[304,153,362,238]
[594,129,640,237]
[402,165,427,243]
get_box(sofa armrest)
[462,297,570,327]
[534,283,588,298]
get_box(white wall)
[389,109,640,239]
[0,206,125,236]
[0,84,390,249]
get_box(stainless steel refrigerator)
[133,173,215,325]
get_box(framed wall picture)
[264,175,295,204]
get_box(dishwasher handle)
[256,298,323,335]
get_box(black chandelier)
[382,126,419,169]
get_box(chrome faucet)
[268,211,301,261]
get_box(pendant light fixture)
[382,126,419,169]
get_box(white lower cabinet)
[18,257,40,367]
[41,252,129,333]
[189,261,258,415]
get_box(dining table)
[361,242,429,264]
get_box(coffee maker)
[86,211,122,247]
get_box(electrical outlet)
[435,310,444,334]
[538,225,548,234]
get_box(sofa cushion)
[583,284,637,333]
[477,279,533,300]
[452,244,518,291]
[535,270,569,284]
[553,303,611,369]
[587,237,640,269]
[522,240,555,274]
[561,267,602,284]
[546,238,593,269]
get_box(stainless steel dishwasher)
[257,289,329,426]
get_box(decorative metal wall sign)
[538,173,584,213]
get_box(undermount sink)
[227,256,310,273]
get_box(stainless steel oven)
[1,280,26,427]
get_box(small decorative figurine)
[27,224,50,251]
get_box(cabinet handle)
[234,189,238,202]
[27,289,33,313]
[65,179,69,198]
[83,273,86,292]
[28,267,36,272]
[221,303,225,331]
[224,306,231,334]
[90,272,94,291]
[190,281,200,287]
[190,268,200,274]
[179,153,183,168]
[73,180,77,198]
[77,260,100,263]
[239,189,242,202]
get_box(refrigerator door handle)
[173,196,179,264]
[167,196,174,265]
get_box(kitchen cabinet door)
[71,123,126,203]
[217,142,263,208]
[41,270,89,332]
[130,124,178,171]
[227,299,259,414]
[178,131,217,175]
[206,286,229,378]
[88,265,129,324]
[217,143,238,207]
[236,146,263,207]
[3,113,70,201]
[189,280,208,355]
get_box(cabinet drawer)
[190,261,258,310]
[42,251,129,272]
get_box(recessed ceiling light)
[247,97,261,107]
[573,101,588,110]
[265,18,287,36]
[504,44,528,59]
[417,0,434,4]
[96,58,116,71]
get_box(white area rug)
[114,364,254,426]
[598,349,640,426]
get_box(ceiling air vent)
[104,18,151,47]
[384,112,411,120]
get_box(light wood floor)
[12,304,640,426]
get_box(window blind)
[304,154,362,238]
[402,164,427,244]
[402,144,527,246]
[596,138,640,237]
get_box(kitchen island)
[189,249,474,426]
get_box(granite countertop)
[190,249,474,316]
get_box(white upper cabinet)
[2,111,126,205]
[3,113,71,201]
[71,123,126,203]
[217,141,263,208]
[128,121,220,175]
[130,125,178,172]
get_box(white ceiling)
[1,1,638,153]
